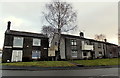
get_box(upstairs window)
[33,38,41,46]
[98,43,101,48]
[71,39,77,46]
[13,37,23,48]
[71,39,77,58]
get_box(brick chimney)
[80,32,84,38]
[104,39,107,42]
[7,21,11,30]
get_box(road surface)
[1,68,119,76]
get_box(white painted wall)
[48,47,56,56]
[81,41,93,50]
[60,38,66,59]
[84,45,93,50]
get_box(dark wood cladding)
[2,30,49,63]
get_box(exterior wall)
[65,37,118,60]
[106,45,118,58]
[60,37,66,59]
[106,45,111,58]
[112,46,118,57]
[65,37,83,60]
[77,39,82,59]
[0,50,2,59]
[103,43,107,58]
[93,42,98,58]
[94,42,106,58]
[2,33,48,63]
[100,43,104,57]
[22,36,32,61]
[81,40,92,59]
[2,34,13,62]
[119,35,120,46]
[118,46,120,57]
[65,38,71,60]
[51,34,119,60]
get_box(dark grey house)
[0,49,2,59]
[50,32,118,60]
[2,21,49,63]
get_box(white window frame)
[71,51,77,57]
[71,39,77,46]
[13,37,23,48]
[11,50,23,62]
[32,50,41,59]
[99,52,102,56]
[33,38,41,46]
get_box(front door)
[11,50,23,62]
[91,51,95,59]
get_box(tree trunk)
[57,28,61,60]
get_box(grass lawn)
[1,58,119,67]
[70,58,119,66]
[2,61,76,67]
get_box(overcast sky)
[0,0,119,49]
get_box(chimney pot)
[80,32,84,37]
[104,39,107,42]
[7,21,11,30]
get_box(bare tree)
[95,34,106,41]
[43,0,77,60]
[42,25,57,44]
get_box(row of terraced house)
[2,21,119,62]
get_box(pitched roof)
[5,30,48,38]
[61,34,118,46]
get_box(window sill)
[32,57,41,59]
[13,46,23,48]
[72,56,77,58]
[33,45,40,47]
